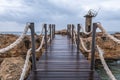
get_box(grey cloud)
[0,0,120,31]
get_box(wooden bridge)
[27,33,101,80]
[0,23,117,80]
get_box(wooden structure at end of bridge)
[27,25,101,80]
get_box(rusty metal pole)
[91,23,97,70]
[29,22,36,71]
[44,24,47,50]
[77,24,81,52]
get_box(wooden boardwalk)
[27,35,101,80]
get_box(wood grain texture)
[27,35,101,80]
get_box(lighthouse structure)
[84,9,98,32]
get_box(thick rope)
[19,48,31,80]
[0,25,29,53]
[96,45,117,80]
[80,38,91,52]
[73,31,77,47]
[19,36,45,80]
[81,26,92,35]
[40,26,44,35]
[97,23,120,44]
[36,36,45,52]
[47,38,50,43]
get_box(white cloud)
[0,0,120,32]
[0,21,25,31]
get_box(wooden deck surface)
[27,35,101,80]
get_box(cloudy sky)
[0,0,120,32]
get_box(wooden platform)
[27,35,101,80]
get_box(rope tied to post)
[19,35,45,80]
[96,45,117,80]
[0,25,29,53]
[97,23,120,44]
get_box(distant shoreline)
[0,31,118,35]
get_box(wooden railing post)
[67,24,68,35]
[54,24,55,37]
[29,22,36,71]
[67,24,70,37]
[77,24,81,52]
[69,24,71,38]
[51,24,54,38]
[44,24,47,50]
[91,23,97,70]
[72,24,74,43]
[49,24,52,42]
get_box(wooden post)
[72,24,74,43]
[91,23,97,70]
[69,24,71,38]
[49,24,52,42]
[77,24,81,52]
[51,24,54,38]
[67,24,68,35]
[44,24,47,50]
[29,22,36,71]
[67,24,69,37]
[53,24,55,38]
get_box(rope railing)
[67,24,91,52]
[96,45,117,80]
[0,23,55,80]
[40,26,44,35]
[81,26,92,35]
[97,23,120,44]
[20,23,55,80]
[73,30,77,47]
[19,36,45,80]
[0,25,29,53]
[73,25,91,53]
[80,38,91,52]
[67,23,117,80]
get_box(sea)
[0,31,120,80]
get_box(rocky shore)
[0,34,44,80]
[0,30,120,79]
[56,30,120,60]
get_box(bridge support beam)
[29,22,36,71]
[91,23,97,70]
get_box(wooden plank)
[27,35,101,80]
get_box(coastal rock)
[0,57,31,80]
[55,29,67,35]
[0,34,43,58]
[0,34,28,58]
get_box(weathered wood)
[27,35,101,80]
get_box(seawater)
[96,60,120,80]
[0,32,41,35]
